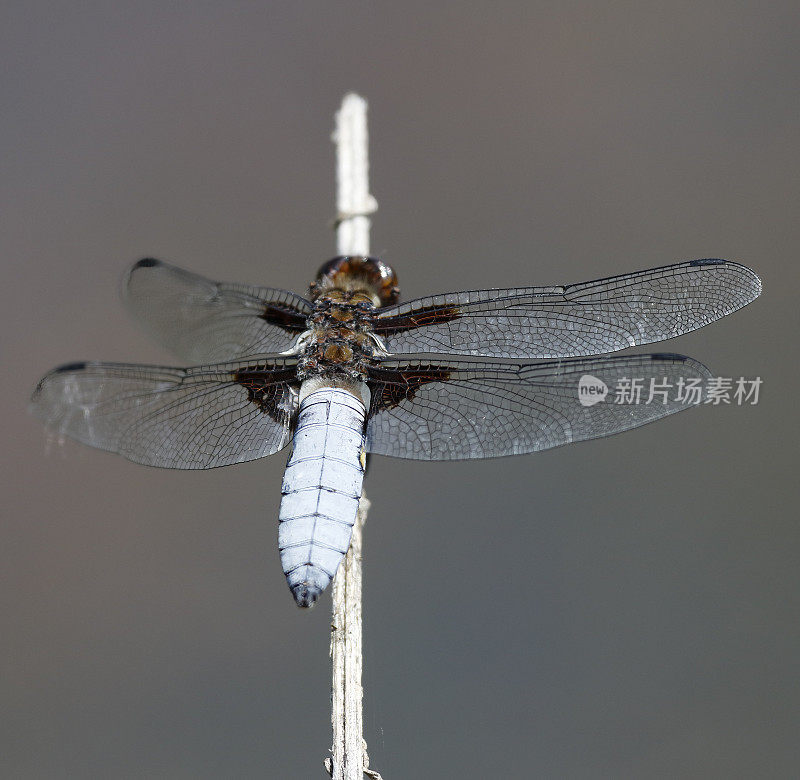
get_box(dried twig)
[325,93,382,780]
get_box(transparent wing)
[366,353,711,460]
[31,357,299,469]
[372,259,761,358]
[123,258,312,362]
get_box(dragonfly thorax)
[297,296,376,383]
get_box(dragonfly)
[32,256,761,606]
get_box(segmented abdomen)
[279,386,367,607]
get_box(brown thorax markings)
[297,293,376,381]
[297,256,399,383]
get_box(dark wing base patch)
[368,366,452,411]
[233,364,300,423]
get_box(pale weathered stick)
[333,93,378,258]
[325,93,382,780]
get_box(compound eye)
[311,256,399,306]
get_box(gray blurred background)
[2,2,798,777]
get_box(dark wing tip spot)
[690,258,728,266]
[55,361,88,373]
[32,362,89,400]
[690,258,762,301]
[133,257,162,269]
[649,353,686,361]
[123,258,170,301]
[650,352,711,376]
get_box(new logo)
[578,375,608,407]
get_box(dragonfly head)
[310,256,400,307]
